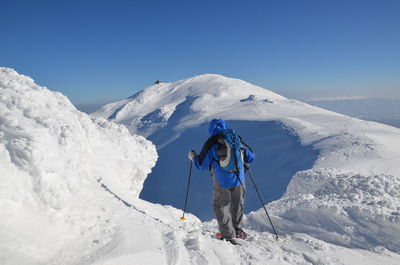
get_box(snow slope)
[94,74,400,261]
[0,68,158,263]
[1,69,399,265]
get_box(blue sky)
[1,0,399,105]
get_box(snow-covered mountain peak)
[134,73,285,99]
[93,73,287,137]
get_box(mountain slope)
[93,73,400,195]
[93,74,400,176]
[1,68,399,265]
[94,73,400,256]
[93,74,285,144]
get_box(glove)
[188,150,197,161]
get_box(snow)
[248,169,400,252]
[93,74,285,141]
[0,68,158,264]
[1,68,400,264]
[94,73,400,263]
[93,74,400,176]
[139,120,319,220]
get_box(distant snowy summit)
[92,74,285,138]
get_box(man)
[188,119,255,244]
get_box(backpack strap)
[197,134,219,166]
[237,135,253,153]
[198,131,253,170]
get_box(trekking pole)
[245,165,279,240]
[180,160,193,220]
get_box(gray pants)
[212,175,246,239]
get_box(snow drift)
[248,169,400,252]
[0,67,157,263]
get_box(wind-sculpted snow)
[247,168,400,252]
[0,68,157,263]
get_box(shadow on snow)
[140,120,319,221]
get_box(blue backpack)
[217,129,244,176]
[198,128,253,176]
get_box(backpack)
[216,129,244,176]
[198,128,252,176]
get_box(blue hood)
[208,119,227,136]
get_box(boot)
[235,227,247,240]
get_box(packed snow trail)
[90,193,400,265]
[95,166,400,264]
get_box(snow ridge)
[93,74,286,138]
[0,67,157,263]
[248,168,400,252]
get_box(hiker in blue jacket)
[188,119,255,244]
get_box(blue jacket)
[193,119,255,188]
